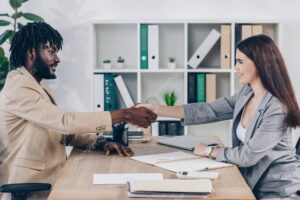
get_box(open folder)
[131,151,232,172]
[128,179,212,198]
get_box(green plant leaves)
[163,91,177,106]
[23,13,44,22]
[0,30,13,45]
[0,47,4,59]
[0,13,10,17]
[0,20,10,26]
[17,22,24,29]
[9,0,23,9]
[11,12,23,19]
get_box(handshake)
[110,104,158,128]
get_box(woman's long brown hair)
[237,34,300,128]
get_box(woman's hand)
[193,143,208,156]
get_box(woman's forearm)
[156,105,185,119]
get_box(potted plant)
[116,56,125,68]
[0,0,44,91]
[162,91,177,106]
[103,59,111,69]
[167,57,176,69]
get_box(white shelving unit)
[91,20,280,146]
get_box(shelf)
[187,69,232,73]
[93,69,138,73]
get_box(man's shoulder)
[1,68,42,100]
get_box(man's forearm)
[157,105,185,119]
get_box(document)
[93,173,163,185]
[131,151,232,172]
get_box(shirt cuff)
[216,147,227,162]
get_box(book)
[93,74,104,111]
[220,25,231,69]
[188,73,197,103]
[131,151,232,172]
[104,73,117,111]
[114,75,134,108]
[140,24,148,69]
[206,73,216,102]
[188,29,220,69]
[252,25,263,35]
[242,25,252,40]
[128,179,212,198]
[196,73,206,102]
[148,25,159,69]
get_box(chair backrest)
[296,138,300,156]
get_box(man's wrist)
[110,109,129,124]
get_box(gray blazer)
[183,85,300,199]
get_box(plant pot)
[167,62,176,69]
[116,62,124,68]
[103,63,112,69]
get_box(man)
[0,22,156,200]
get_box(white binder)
[93,74,104,111]
[188,29,220,69]
[114,75,134,108]
[148,25,159,69]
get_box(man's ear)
[26,49,36,69]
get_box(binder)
[196,73,206,102]
[220,25,231,69]
[242,25,252,40]
[93,74,104,111]
[114,75,134,108]
[148,25,159,69]
[188,73,197,103]
[252,25,263,36]
[188,29,220,69]
[104,74,117,111]
[140,24,148,69]
[206,74,217,102]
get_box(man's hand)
[134,103,159,115]
[124,107,157,128]
[103,142,134,157]
[110,107,157,128]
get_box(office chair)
[0,183,51,200]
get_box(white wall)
[1,0,300,143]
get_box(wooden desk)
[48,139,255,200]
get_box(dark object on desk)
[296,138,300,155]
[112,121,128,146]
[0,183,51,200]
[158,121,184,136]
[103,131,143,140]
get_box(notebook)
[131,151,232,172]
[128,179,212,198]
[157,135,221,151]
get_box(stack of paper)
[128,179,212,198]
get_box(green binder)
[140,24,148,69]
[104,73,117,111]
[196,73,206,102]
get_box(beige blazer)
[0,67,112,199]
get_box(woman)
[136,35,300,199]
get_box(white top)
[237,109,247,143]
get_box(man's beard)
[32,53,57,80]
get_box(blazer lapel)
[244,91,273,142]
[233,87,253,120]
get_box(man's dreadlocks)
[9,22,63,68]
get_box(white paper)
[156,157,232,172]
[131,151,197,165]
[93,173,163,185]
